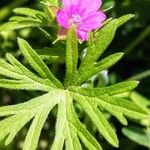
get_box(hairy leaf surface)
[0,13,147,150]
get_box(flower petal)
[62,0,79,9]
[79,0,102,17]
[79,11,106,31]
[62,0,80,17]
[77,29,88,41]
[62,0,102,17]
[56,9,69,28]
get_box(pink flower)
[56,0,106,41]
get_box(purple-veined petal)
[77,29,88,41]
[57,0,106,41]
[56,9,69,28]
[79,0,102,17]
[62,0,102,17]
[63,3,80,17]
[62,0,79,9]
[79,11,106,31]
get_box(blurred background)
[0,0,150,149]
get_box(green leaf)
[78,53,124,85]
[52,91,102,150]
[9,16,41,22]
[0,113,33,144]
[79,20,117,72]
[64,27,78,87]
[6,53,55,90]
[69,85,147,121]
[130,92,150,113]
[72,92,119,147]
[0,59,23,79]
[0,91,59,116]
[69,80,141,126]
[0,7,49,32]
[13,7,46,19]
[0,91,60,147]
[69,81,139,97]
[0,21,45,32]
[116,14,134,27]
[18,38,63,88]
[51,100,66,150]
[122,126,150,148]
[23,101,54,150]
[0,13,148,150]
[70,109,102,150]
[97,96,147,120]
[0,79,52,91]
[128,92,150,126]
[109,111,128,125]
[79,14,133,74]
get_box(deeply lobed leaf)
[0,12,148,150]
[18,38,63,88]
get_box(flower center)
[69,14,82,26]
